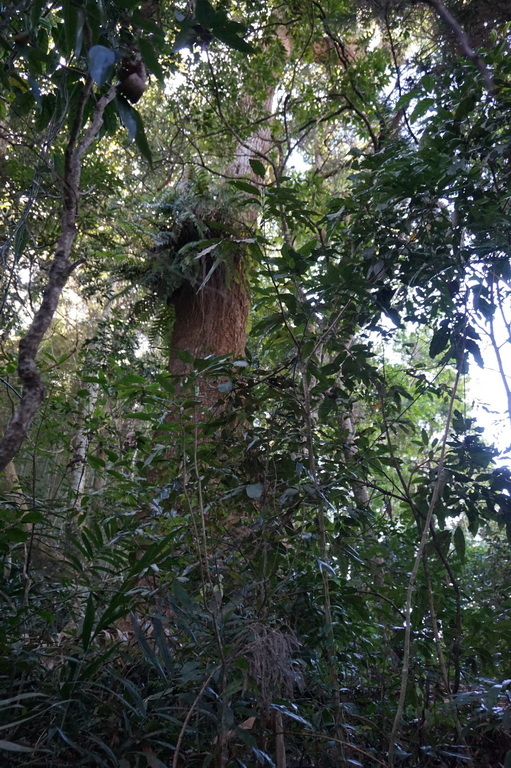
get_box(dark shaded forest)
[1,1,511,766]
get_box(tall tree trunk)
[167,91,275,378]
[168,260,249,377]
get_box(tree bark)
[168,259,250,378]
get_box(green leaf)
[395,87,421,110]
[318,559,336,577]
[74,8,84,57]
[27,75,42,110]
[116,94,138,141]
[429,323,450,358]
[87,45,115,87]
[195,0,218,27]
[453,526,466,561]
[62,0,79,57]
[130,11,166,39]
[252,747,275,767]
[139,37,164,81]
[20,511,44,524]
[486,683,501,708]
[88,455,106,469]
[465,339,483,368]
[173,25,197,51]
[213,26,255,54]
[249,158,266,178]
[134,109,153,168]
[93,596,135,638]
[229,179,261,196]
[409,97,436,122]
[0,693,48,708]
[454,95,476,122]
[117,373,147,386]
[269,704,312,728]
[152,616,174,673]
[130,612,166,678]
[173,579,194,611]
[246,483,263,500]
[125,412,152,420]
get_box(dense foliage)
[1,1,511,766]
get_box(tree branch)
[0,83,117,473]
[420,0,496,95]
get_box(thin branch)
[419,0,496,95]
[427,522,464,694]
[301,366,346,767]
[172,669,217,768]
[422,553,469,754]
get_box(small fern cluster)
[119,178,247,343]
[125,180,244,300]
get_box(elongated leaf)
[139,37,164,81]
[252,747,275,767]
[229,179,261,196]
[88,45,115,86]
[0,740,37,753]
[0,693,48,709]
[269,703,312,728]
[134,109,153,168]
[465,338,484,367]
[249,158,266,178]
[152,616,174,673]
[81,592,95,651]
[453,526,466,561]
[116,94,137,140]
[173,579,194,611]
[195,0,217,27]
[213,27,255,53]
[130,612,166,679]
[62,0,78,56]
[409,97,435,121]
[429,323,450,358]
[317,559,336,577]
[173,25,196,51]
